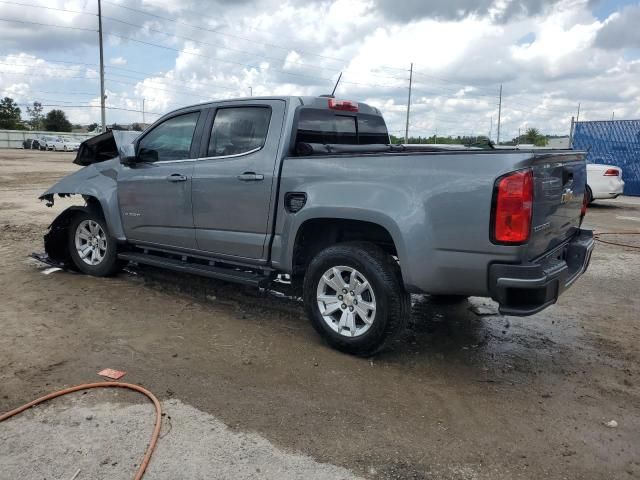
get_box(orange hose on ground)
[0,382,162,480]
[594,231,640,250]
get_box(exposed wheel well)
[292,219,398,281]
[43,197,105,266]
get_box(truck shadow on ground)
[129,264,568,383]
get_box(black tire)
[303,242,410,356]
[68,210,123,276]
[586,185,593,205]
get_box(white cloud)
[109,57,128,66]
[0,0,638,137]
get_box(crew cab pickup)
[39,96,594,355]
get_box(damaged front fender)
[39,129,139,242]
[39,159,126,241]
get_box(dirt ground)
[0,149,639,479]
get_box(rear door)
[192,99,285,260]
[527,152,587,259]
[118,110,203,250]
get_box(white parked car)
[586,164,624,204]
[39,136,59,151]
[48,137,81,152]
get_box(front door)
[192,100,285,260]
[118,110,202,250]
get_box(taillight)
[603,168,619,176]
[491,169,534,245]
[328,98,358,112]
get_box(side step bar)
[118,252,272,287]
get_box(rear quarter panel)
[274,150,542,295]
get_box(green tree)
[87,122,99,132]
[44,109,72,132]
[524,127,549,146]
[0,97,22,129]
[26,101,44,130]
[131,122,143,131]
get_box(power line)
[0,0,409,82]
[104,77,216,101]
[105,69,239,93]
[14,102,162,115]
[0,70,97,81]
[100,13,406,82]
[101,0,409,73]
[0,61,95,73]
[0,62,234,100]
[0,17,96,32]
[0,0,95,15]
[106,32,403,90]
[20,90,98,96]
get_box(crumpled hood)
[74,130,140,166]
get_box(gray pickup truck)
[39,96,594,355]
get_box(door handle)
[237,172,264,182]
[166,174,187,182]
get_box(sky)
[0,0,639,140]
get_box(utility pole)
[576,102,580,123]
[569,116,575,147]
[249,86,253,97]
[98,0,106,132]
[496,84,502,145]
[404,62,413,144]
[489,116,493,141]
[142,98,145,125]
[611,112,615,121]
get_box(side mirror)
[138,147,158,163]
[119,143,137,165]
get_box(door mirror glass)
[138,147,158,163]
[119,143,137,165]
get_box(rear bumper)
[489,229,594,316]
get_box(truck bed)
[274,148,586,296]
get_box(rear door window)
[208,107,271,157]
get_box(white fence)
[0,129,96,149]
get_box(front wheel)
[68,211,123,276]
[303,242,410,356]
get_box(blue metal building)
[571,120,640,196]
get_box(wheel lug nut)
[341,304,346,309]
[353,300,358,305]
[349,306,354,312]
[338,295,343,300]
[342,289,347,294]
[350,291,354,296]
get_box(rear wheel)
[303,242,410,356]
[68,211,123,276]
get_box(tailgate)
[527,152,586,260]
